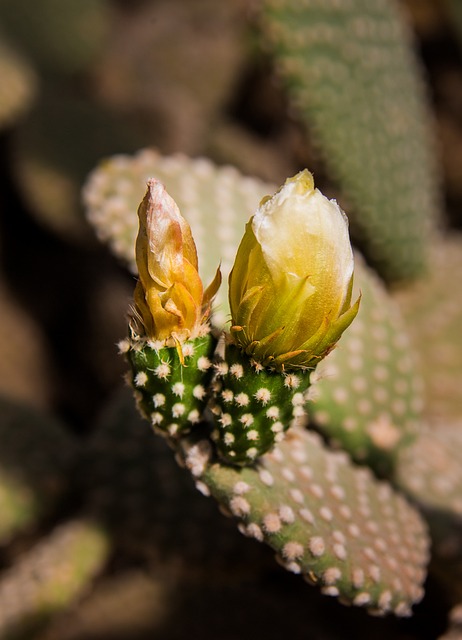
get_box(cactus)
[182,426,429,616]
[393,234,462,422]
[82,152,433,615]
[307,254,423,476]
[395,420,462,605]
[0,38,37,130]
[259,0,440,281]
[0,519,109,640]
[123,333,217,439]
[83,149,272,322]
[0,0,111,75]
[210,342,312,465]
[0,397,78,544]
[396,421,462,556]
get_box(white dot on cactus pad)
[197,356,211,371]
[263,513,282,533]
[193,385,206,400]
[134,371,148,387]
[230,496,251,517]
[266,406,280,420]
[279,505,295,524]
[282,541,304,560]
[153,393,166,407]
[255,388,272,404]
[172,382,185,398]
[172,403,185,418]
[150,412,163,425]
[308,537,325,557]
[230,364,244,379]
[224,432,235,445]
[323,567,342,585]
[155,363,171,379]
[235,393,250,407]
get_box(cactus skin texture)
[396,420,462,604]
[260,0,440,282]
[183,426,429,616]
[393,234,462,423]
[210,343,311,465]
[307,254,423,476]
[122,333,217,439]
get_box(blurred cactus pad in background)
[1,0,462,638]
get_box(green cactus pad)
[260,0,440,281]
[182,426,429,616]
[395,421,462,602]
[0,397,78,544]
[123,333,217,439]
[0,519,109,639]
[83,149,272,323]
[0,39,37,130]
[307,254,423,476]
[396,420,462,541]
[210,343,311,465]
[393,234,462,422]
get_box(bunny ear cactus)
[210,170,359,464]
[393,234,462,423]
[259,0,440,282]
[83,153,430,616]
[182,426,429,616]
[123,179,221,440]
[126,169,359,461]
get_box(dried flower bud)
[132,179,221,344]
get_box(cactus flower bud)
[229,170,360,370]
[132,179,221,345]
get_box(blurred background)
[0,0,462,638]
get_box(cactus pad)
[393,234,462,422]
[210,343,311,464]
[183,426,429,616]
[307,254,423,475]
[260,0,440,281]
[123,333,217,439]
[396,420,462,527]
[83,149,272,323]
